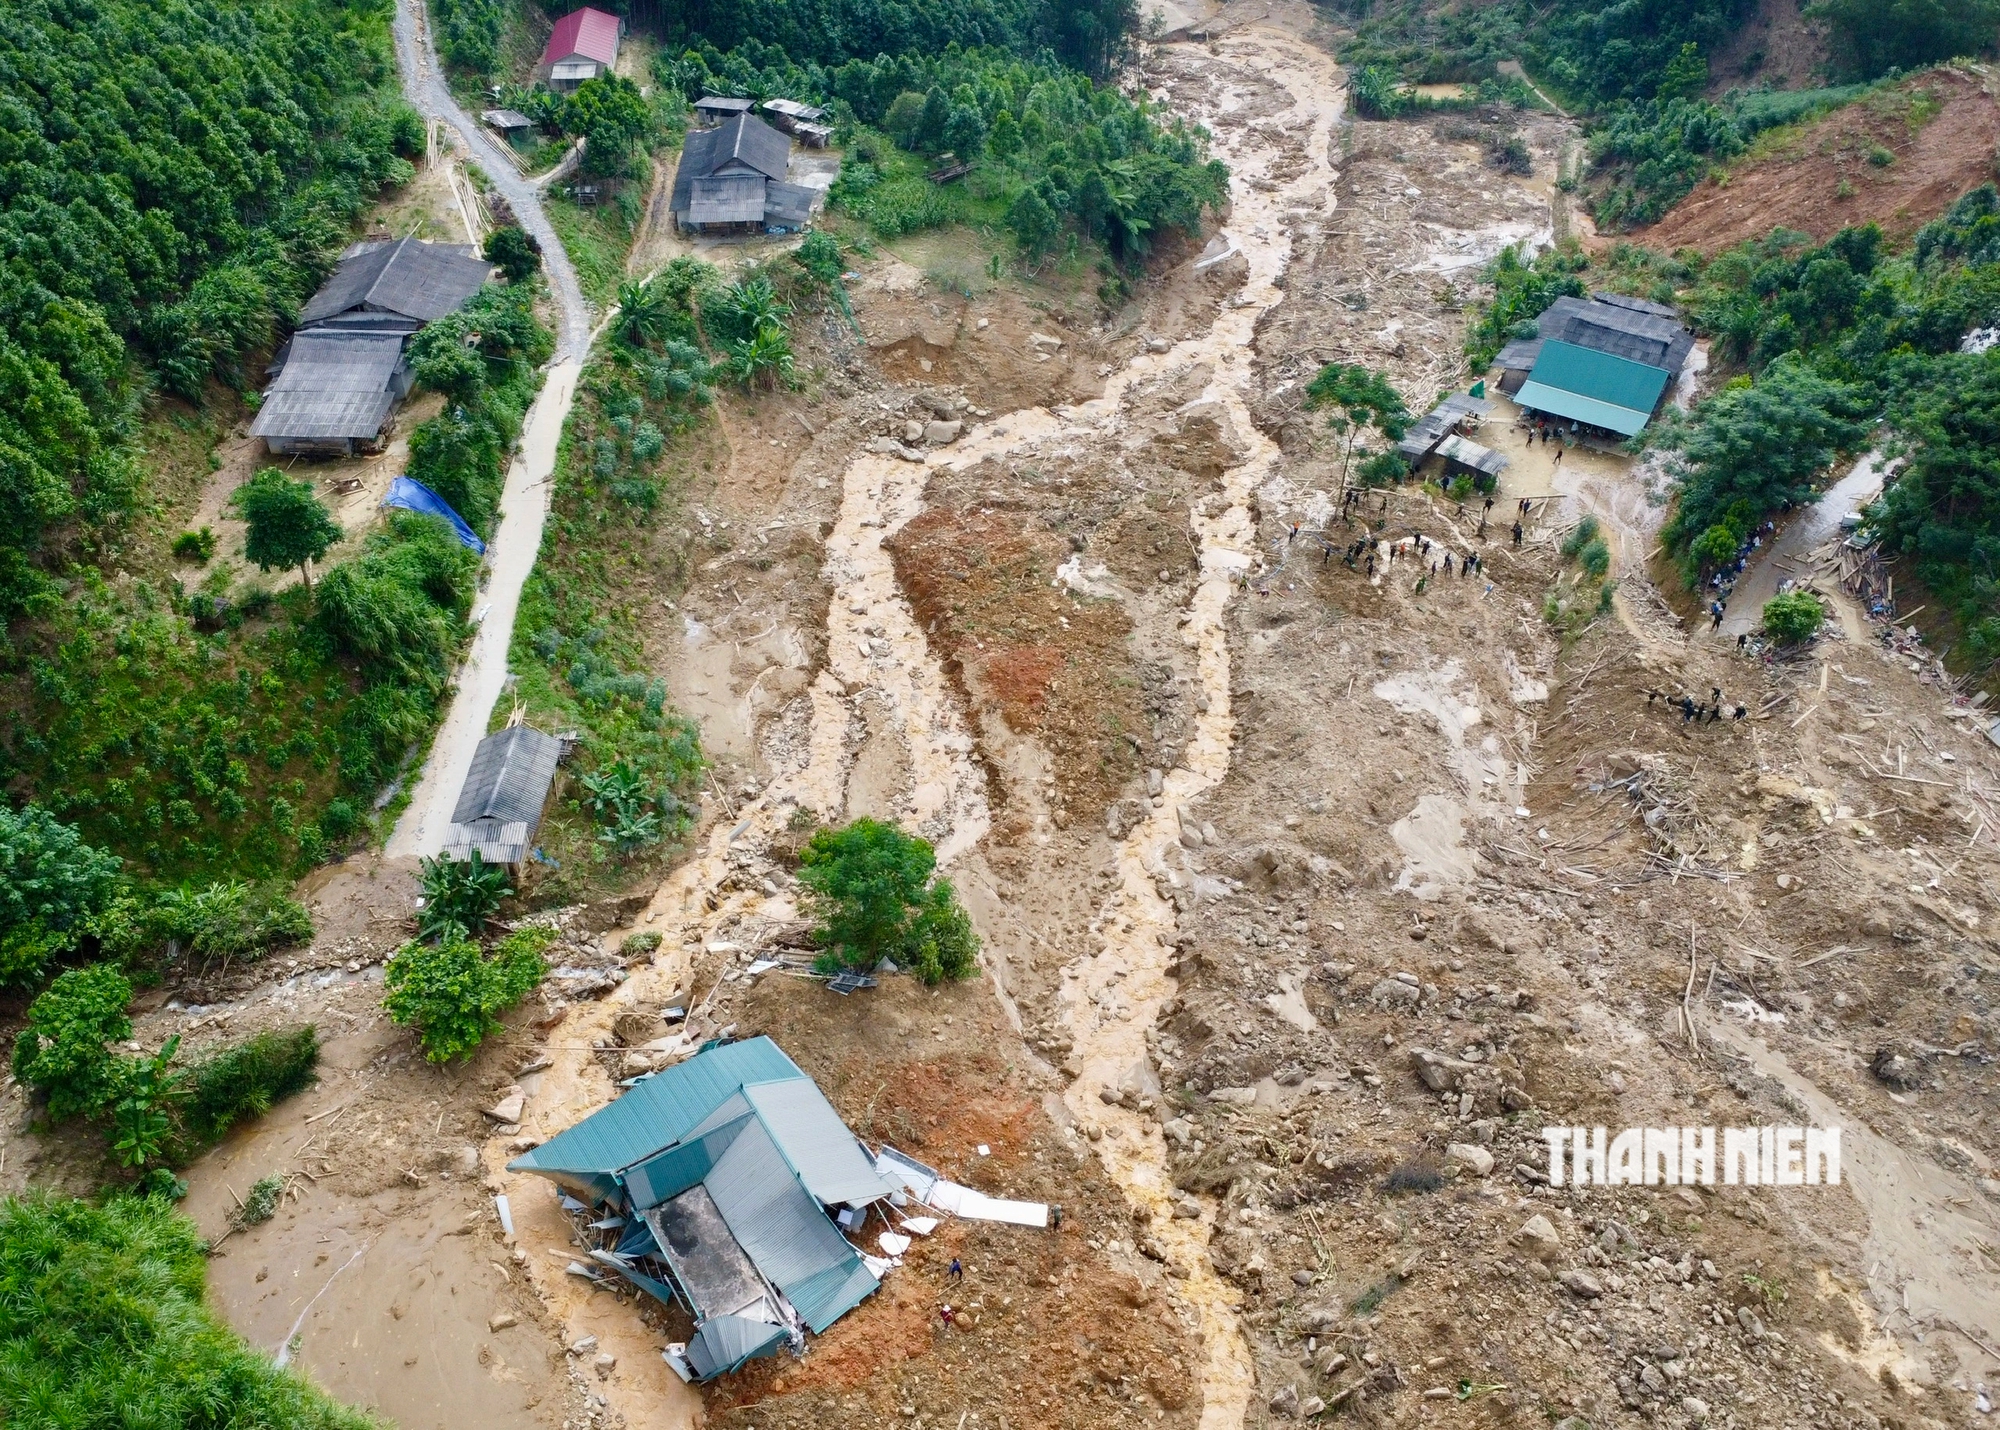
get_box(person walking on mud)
[1512,521,1524,546]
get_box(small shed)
[483,108,535,134]
[1398,393,1492,466]
[444,725,563,868]
[693,95,756,126]
[1434,432,1510,482]
[759,98,827,139]
[541,6,621,91]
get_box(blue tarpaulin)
[383,476,484,553]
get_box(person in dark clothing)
[1367,554,1376,576]
[1681,696,1696,721]
[1512,521,1523,546]
[1733,705,1748,720]
[1737,633,1748,653]
[948,1258,963,1281]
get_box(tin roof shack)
[1495,291,1693,398]
[760,98,831,146]
[670,112,822,234]
[1398,393,1493,466]
[444,726,563,869]
[509,1037,895,1381]
[540,6,621,91]
[1515,339,1673,439]
[251,237,491,456]
[693,95,756,125]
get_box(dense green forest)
[0,0,423,621]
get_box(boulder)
[923,419,963,445]
[1514,1214,1563,1262]
[1445,1143,1494,1176]
[483,1090,526,1124]
[1408,1047,1473,1091]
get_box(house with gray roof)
[510,1037,894,1381]
[1495,291,1695,398]
[670,112,820,235]
[443,725,563,868]
[251,237,494,456]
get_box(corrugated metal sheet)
[742,1079,898,1207]
[508,1037,803,1179]
[484,109,535,130]
[1521,339,1670,436]
[625,1110,747,1208]
[250,389,396,442]
[1537,296,1693,375]
[1435,432,1509,477]
[714,113,790,181]
[1514,380,1655,437]
[761,98,826,120]
[450,727,561,826]
[762,181,817,228]
[689,175,769,225]
[442,819,530,865]
[694,96,755,115]
[705,1120,877,1333]
[541,6,620,66]
[686,1315,788,1379]
[300,236,493,327]
[1397,393,1490,461]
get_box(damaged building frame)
[509,1038,896,1381]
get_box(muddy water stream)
[484,26,1347,1429]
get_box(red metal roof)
[541,7,619,68]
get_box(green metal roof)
[508,1036,803,1180]
[1517,339,1671,437]
[742,1079,899,1207]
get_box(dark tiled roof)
[1537,296,1694,375]
[763,181,817,228]
[299,237,493,326]
[249,331,405,440]
[688,174,769,225]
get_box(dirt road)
[385,0,592,859]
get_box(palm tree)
[615,278,673,349]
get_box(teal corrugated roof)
[1519,340,1669,436]
[705,1120,877,1333]
[685,1315,788,1379]
[1514,380,1654,437]
[742,1079,899,1207]
[508,1037,803,1179]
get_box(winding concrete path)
[385,0,593,859]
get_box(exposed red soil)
[1636,66,2000,254]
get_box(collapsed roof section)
[509,1037,897,1379]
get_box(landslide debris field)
[8,5,2000,1430]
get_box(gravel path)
[385,0,592,858]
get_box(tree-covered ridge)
[667,42,1228,262]
[0,0,420,619]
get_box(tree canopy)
[1807,0,2000,78]
[233,471,342,593]
[796,818,979,984]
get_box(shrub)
[176,1027,320,1148]
[11,965,132,1122]
[620,931,663,957]
[232,470,342,595]
[796,818,980,984]
[0,1193,378,1428]
[149,880,312,962]
[485,225,542,283]
[170,528,217,563]
[110,1039,185,1170]
[383,926,551,1063]
[416,850,513,940]
[0,805,124,988]
[1762,590,1826,644]
[1560,515,1603,559]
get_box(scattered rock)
[1559,1269,1603,1298]
[1268,1383,1300,1417]
[1514,1214,1563,1262]
[1445,1143,1494,1176]
[923,419,963,445]
[488,1312,518,1332]
[1371,978,1422,1010]
[483,1090,526,1124]
[1871,1046,1925,1090]
[1408,1047,1472,1091]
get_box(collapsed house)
[510,1038,894,1379]
[1493,291,1694,437]
[1399,392,1509,486]
[669,112,819,235]
[250,237,492,456]
[510,1036,1046,1381]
